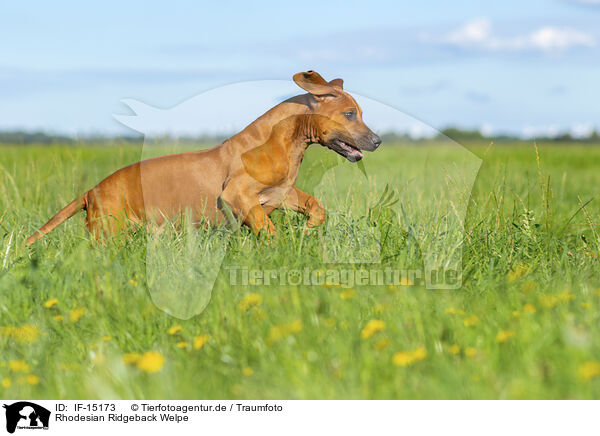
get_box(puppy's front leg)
[221,184,276,236]
[283,186,326,228]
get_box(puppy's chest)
[261,153,303,192]
[256,149,305,206]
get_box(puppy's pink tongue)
[350,149,363,159]
[339,141,363,159]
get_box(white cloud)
[521,123,598,139]
[522,125,561,138]
[571,123,595,138]
[529,27,595,52]
[444,18,493,46]
[436,18,595,54]
[480,123,494,137]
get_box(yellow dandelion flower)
[507,264,529,282]
[69,307,87,323]
[374,338,391,350]
[412,347,427,361]
[465,347,477,357]
[392,351,413,367]
[1,377,10,388]
[267,320,303,344]
[9,360,30,373]
[176,342,189,349]
[44,298,59,308]
[400,277,412,286]
[238,293,263,312]
[53,315,64,322]
[102,336,111,342]
[512,311,521,318]
[523,303,536,314]
[193,334,211,350]
[129,279,138,286]
[122,352,141,365]
[392,347,427,367]
[448,344,461,355]
[167,325,182,335]
[7,325,41,344]
[578,361,600,381]
[136,351,165,373]
[289,320,304,333]
[496,330,515,343]
[360,320,386,339]
[581,302,591,310]
[242,366,253,377]
[339,289,355,300]
[463,315,479,327]
[539,294,559,308]
[558,290,574,302]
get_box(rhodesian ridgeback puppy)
[26,71,381,245]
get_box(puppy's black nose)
[371,133,382,149]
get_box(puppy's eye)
[344,111,356,121]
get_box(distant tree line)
[0,131,227,145]
[1,128,599,145]
[382,128,600,143]
[436,127,600,143]
[0,130,143,145]
[0,130,76,144]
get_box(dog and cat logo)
[2,402,50,433]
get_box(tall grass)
[1,142,600,399]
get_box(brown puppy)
[26,71,381,245]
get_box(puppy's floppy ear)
[329,78,343,90]
[293,71,339,98]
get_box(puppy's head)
[293,70,381,162]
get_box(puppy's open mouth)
[331,138,363,162]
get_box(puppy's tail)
[26,193,87,246]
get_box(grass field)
[1,141,600,399]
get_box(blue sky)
[1,0,599,137]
